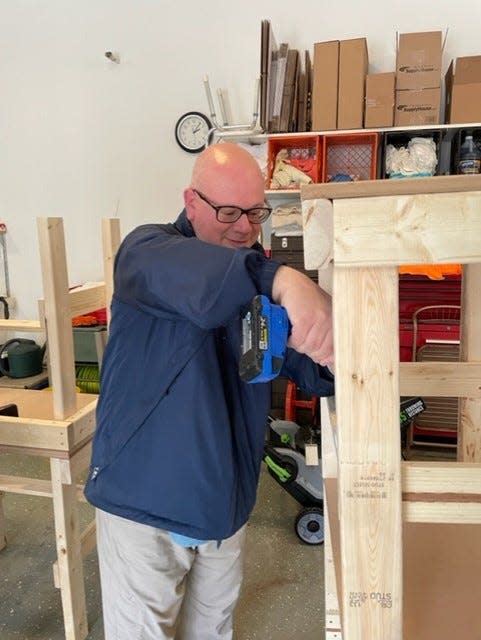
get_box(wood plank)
[0,388,94,420]
[301,196,333,270]
[0,475,53,497]
[50,458,88,640]
[70,401,97,449]
[402,461,481,495]
[0,417,71,451]
[334,265,402,640]
[53,519,96,589]
[399,362,481,397]
[301,174,481,200]
[0,474,88,501]
[68,283,106,319]
[0,389,96,452]
[0,319,42,331]
[37,218,77,419]
[102,218,121,326]
[458,263,481,462]
[321,398,343,639]
[332,191,481,267]
[403,502,481,524]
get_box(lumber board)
[0,389,96,452]
[68,283,106,319]
[0,319,42,331]
[50,458,88,639]
[301,174,481,200]
[0,474,88,501]
[332,190,481,267]
[52,519,96,588]
[399,362,481,397]
[37,217,77,419]
[402,461,481,494]
[334,265,402,640]
[458,263,481,462]
[402,502,481,524]
[102,218,121,325]
[0,475,53,497]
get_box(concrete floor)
[0,455,325,640]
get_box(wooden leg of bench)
[50,458,88,640]
[0,491,7,551]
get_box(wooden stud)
[458,263,481,462]
[37,218,77,420]
[334,264,402,640]
[50,457,88,640]
[102,218,121,326]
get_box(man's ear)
[184,187,196,221]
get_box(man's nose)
[234,212,255,231]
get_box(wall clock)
[174,111,212,153]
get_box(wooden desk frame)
[0,217,121,640]
[301,175,481,640]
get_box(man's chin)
[225,239,251,249]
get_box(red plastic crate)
[322,132,379,182]
[267,135,322,189]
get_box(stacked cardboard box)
[394,31,443,126]
[445,56,481,123]
[311,37,368,130]
[365,72,396,128]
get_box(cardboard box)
[394,88,441,126]
[445,56,481,123]
[396,31,443,90]
[311,40,339,131]
[337,38,368,129]
[365,72,395,128]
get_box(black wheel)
[295,507,324,545]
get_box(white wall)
[1,0,481,322]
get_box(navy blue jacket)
[84,211,334,540]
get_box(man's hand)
[272,266,334,367]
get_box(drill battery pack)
[239,295,289,383]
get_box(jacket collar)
[174,209,195,238]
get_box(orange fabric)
[399,264,462,280]
[72,315,98,327]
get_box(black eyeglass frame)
[193,189,272,224]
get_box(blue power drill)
[239,295,290,383]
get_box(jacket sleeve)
[113,224,282,329]
[280,348,335,397]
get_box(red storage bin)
[322,132,379,182]
[267,135,322,189]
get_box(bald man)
[85,143,334,640]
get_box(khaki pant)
[96,509,247,640]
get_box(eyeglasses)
[193,189,272,224]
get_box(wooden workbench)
[0,217,120,640]
[301,174,481,640]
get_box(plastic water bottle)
[457,133,481,174]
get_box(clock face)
[175,112,212,153]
